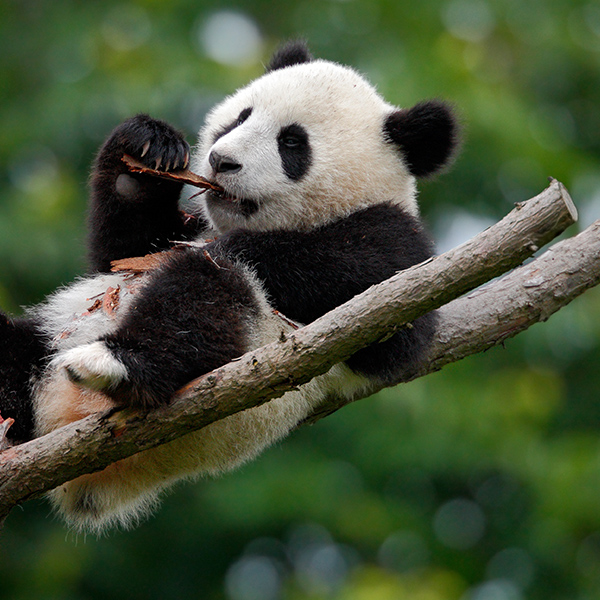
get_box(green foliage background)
[2,0,600,598]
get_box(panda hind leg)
[346,310,438,384]
[0,312,50,443]
[60,249,261,408]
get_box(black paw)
[108,114,190,172]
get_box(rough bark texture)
[0,180,592,527]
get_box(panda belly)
[32,265,371,532]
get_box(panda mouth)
[208,188,260,217]
[216,190,239,202]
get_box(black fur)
[210,204,436,383]
[99,249,260,408]
[0,314,49,442]
[346,312,437,383]
[278,124,312,181]
[266,40,313,72]
[384,100,460,178]
[88,200,436,404]
[88,114,206,273]
[212,107,253,144]
[84,200,435,406]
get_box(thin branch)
[0,180,583,524]
[121,154,224,193]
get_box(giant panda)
[0,41,458,532]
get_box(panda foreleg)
[0,312,50,443]
[209,205,438,385]
[59,248,262,408]
[88,115,204,273]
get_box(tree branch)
[305,216,600,423]
[0,180,590,527]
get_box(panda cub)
[0,41,458,532]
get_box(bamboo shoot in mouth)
[121,154,225,196]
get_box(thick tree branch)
[0,180,591,526]
[305,217,600,422]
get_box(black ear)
[266,40,313,72]
[384,100,460,178]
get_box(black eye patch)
[277,123,311,181]
[236,107,252,126]
[212,107,253,143]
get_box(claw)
[183,150,190,169]
[154,156,162,170]
[140,140,151,157]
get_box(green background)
[2,1,600,598]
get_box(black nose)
[209,151,242,174]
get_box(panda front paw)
[61,341,129,395]
[104,114,190,173]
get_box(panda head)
[194,41,459,234]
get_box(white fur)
[34,272,372,533]
[32,56,405,533]
[58,341,129,391]
[192,60,418,234]
[44,361,371,533]
[31,272,142,351]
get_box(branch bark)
[0,179,592,527]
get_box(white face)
[192,60,418,234]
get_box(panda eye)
[280,134,301,148]
[236,107,252,127]
[212,107,253,143]
[278,124,308,150]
